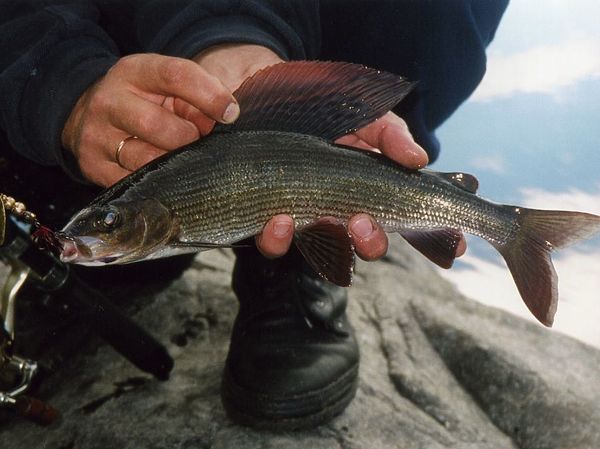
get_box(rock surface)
[1,236,600,448]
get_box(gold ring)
[115,136,138,169]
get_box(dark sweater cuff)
[155,16,301,61]
[19,38,117,179]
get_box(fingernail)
[222,102,240,124]
[415,141,427,154]
[406,142,429,168]
[352,216,375,239]
[273,220,292,238]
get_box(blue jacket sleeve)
[319,0,509,162]
[0,3,119,175]
[134,0,320,60]
[0,1,320,178]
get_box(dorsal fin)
[221,61,415,141]
[436,172,479,193]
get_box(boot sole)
[221,362,359,431]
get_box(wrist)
[61,87,91,154]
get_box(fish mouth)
[57,234,118,265]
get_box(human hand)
[61,53,241,187]
[257,112,467,260]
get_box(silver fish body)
[119,131,515,248]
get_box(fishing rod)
[0,194,173,425]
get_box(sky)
[433,0,600,348]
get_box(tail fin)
[493,208,600,327]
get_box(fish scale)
[117,130,516,246]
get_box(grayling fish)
[58,61,600,327]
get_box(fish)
[57,60,600,327]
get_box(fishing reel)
[0,203,60,425]
[0,195,174,426]
[0,327,52,425]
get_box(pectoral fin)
[172,240,252,249]
[294,218,355,287]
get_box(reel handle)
[15,395,59,426]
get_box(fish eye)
[102,210,120,228]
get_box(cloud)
[472,38,600,102]
[552,248,600,346]
[439,245,600,349]
[470,154,506,174]
[439,253,528,319]
[519,185,600,214]
[437,185,600,348]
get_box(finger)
[255,214,295,258]
[113,135,168,172]
[111,92,199,149]
[122,54,240,124]
[79,135,159,187]
[172,98,216,137]
[354,112,428,169]
[103,163,132,187]
[456,235,467,257]
[335,134,377,151]
[79,158,131,188]
[348,214,388,261]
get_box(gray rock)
[1,236,599,448]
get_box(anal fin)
[399,229,462,269]
[294,217,355,287]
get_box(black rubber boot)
[222,246,359,430]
